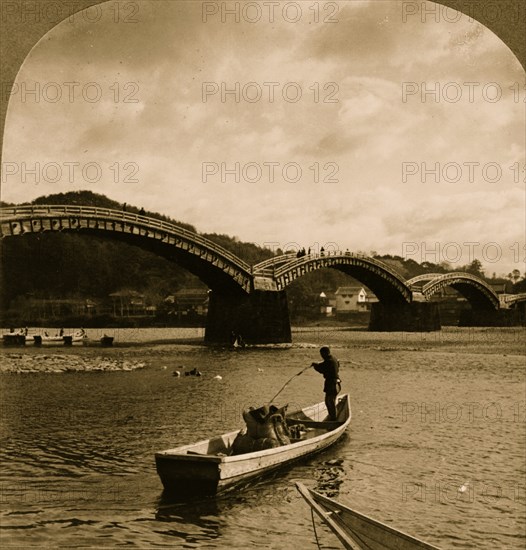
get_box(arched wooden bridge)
[407,272,500,310]
[253,253,412,304]
[1,205,523,341]
[0,205,412,303]
[0,205,253,294]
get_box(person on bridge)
[311,346,341,421]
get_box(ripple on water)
[0,329,524,549]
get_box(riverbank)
[4,325,525,354]
[1,327,524,376]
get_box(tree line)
[1,190,523,326]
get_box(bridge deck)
[0,206,515,311]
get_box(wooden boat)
[155,394,351,496]
[296,482,441,550]
[33,329,86,345]
[36,335,64,343]
[66,329,87,342]
[2,333,26,346]
[100,335,114,347]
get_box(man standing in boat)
[311,346,341,421]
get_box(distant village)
[8,280,515,327]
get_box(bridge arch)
[255,253,412,304]
[0,205,252,294]
[422,272,500,310]
[406,273,445,287]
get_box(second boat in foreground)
[296,481,441,550]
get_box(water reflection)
[314,458,346,497]
[155,496,223,543]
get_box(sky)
[1,0,525,276]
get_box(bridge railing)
[0,205,252,274]
[421,272,497,293]
[500,293,526,304]
[253,252,297,272]
[272,251,408,284]
[406,273,444,286]
[421,272,500,309]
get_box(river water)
[0,327,525,549]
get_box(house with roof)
[109,290,152,316]
[164,289,209,318]
[319,291,336,316]
[334,286,378,314]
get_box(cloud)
[2,0,524,274]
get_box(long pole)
[268,364,312,404]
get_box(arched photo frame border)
[0,0,524,167]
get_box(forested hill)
[31,190,198,233]
[0,191,276,312]
[24,190,275,265]
[1,191,522,320]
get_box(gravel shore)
[0,353,146,373]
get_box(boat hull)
[155,454,222,494]
[33,332,86,345]
[155,394,351,496]
[2,334,26,346]
[296,482,442,550]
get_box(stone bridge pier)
[205,289,292,344]
[205,291,442,343]
[368,301,441,332]
[3,207,521,342]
